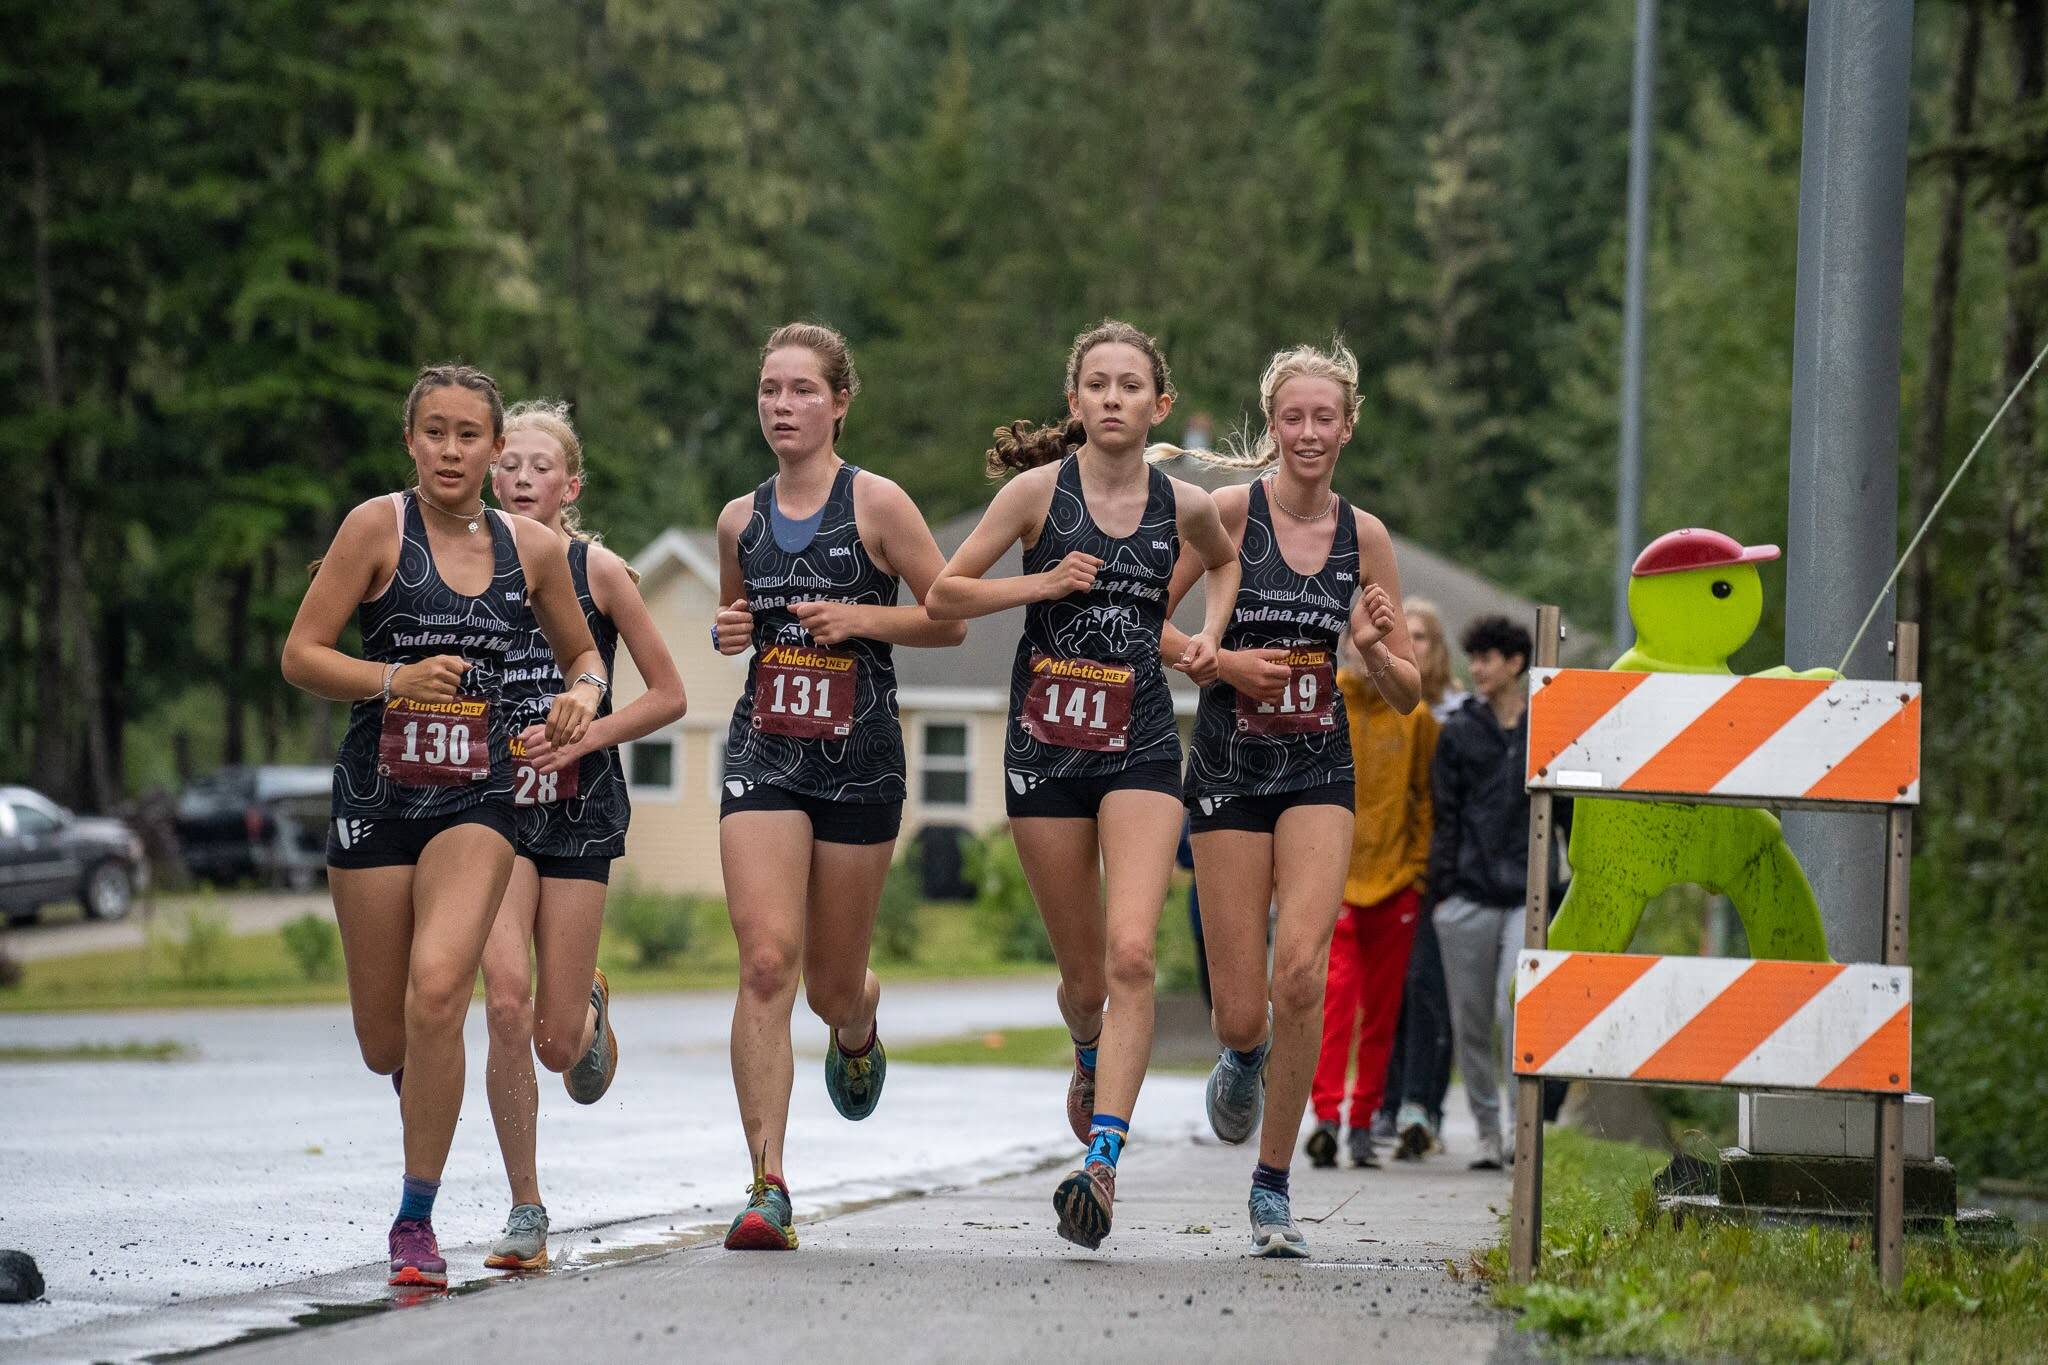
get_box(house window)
[919,718,971,809]
[626,732,681,800]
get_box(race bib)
[753,643,857,739]
[1235,647,1337,736]
[1021,654,1135,751]
[510,733,579,806]
[378,695,492,787]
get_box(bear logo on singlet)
[1058,604,1139,660]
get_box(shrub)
[967,827,1055,963]
[874,856,922,963]
[0,946,20,991]
[147,904,231,987]
[280,913,341,982]
[607,878,695,968]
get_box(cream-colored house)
[611,485,1560,896]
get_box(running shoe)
[1066,1048,1096,1145]
[1304,1120,1339,1169]
[1348,1127,1381,1169]
[1248,1187,1309,1259]
[1469,1132,1506,1171]
[1204,1045,1266,1145]
[388,1217,448,1288]
[1370,1109,1398,1143]
[1394,1101,1434,1161]
[483,1203,549,1271]
[825,1027,886,1121]
[564,969,617,1105]
[1053,1163,1116,1250]
[724,1153,797,1251]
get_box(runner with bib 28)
[1159,341,1421,1258]
[714,323,966,1251]
[478,400,688,1271]
[282,365,606,1290]
[927,319,1240,1250]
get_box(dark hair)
[404,363,504,438]
[762,321,860,441]
[985,319,1174,478]
[1460,615,1533,675]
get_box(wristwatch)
[574,671,610,697]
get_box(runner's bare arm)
[1352,508,1421,714]
[283,498,465,702]
[525,545,689,773]
[925,468,1081,621]
[714,495,754,655]
[1163,485,1262,685]
[514,518,605,746]
[794,474,967,649]
[1173,481,1241,680]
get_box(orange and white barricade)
[1507,609,1921,1292]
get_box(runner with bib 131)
[927,319,1240,1251]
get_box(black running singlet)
[1184,479,1360,807]
[1005,455,1180,783]
[723,464,905,804]
[332,492,523,819]
[501,539,628,859]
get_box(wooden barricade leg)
[1510,605,1562,1284]
[1874,622,1917,1292]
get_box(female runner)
[715,323,966,1250]
[282,364,605,1287]
[1163,340,1420,1257]
[926,319,1239,1250]
[478,399,688,1270]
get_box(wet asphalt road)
[0,976,1214,1362]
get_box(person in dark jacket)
[1426,615,1544,1171]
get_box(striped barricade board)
[1512,950,1911,1094]
[1524,668,1920,809]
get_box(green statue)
[1546,529,1838,962]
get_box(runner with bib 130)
[1160,340,1421,1258]
[282,364,606,1290]
[714,323,966,1251]
[477,399,688,1271]
[927,319,1240,1250]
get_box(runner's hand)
[1352,583,1396,652]
[714,599,754,655]
[792,599,869,648]
[544,684,597,748]
[391,655,469,703]
[1221,647,1292,704]
[1038,552,1101,601]
[1176,631,1223,686]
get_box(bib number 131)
[753,644,858,739]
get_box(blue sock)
[1086,1114,1129,1169]
[1229,1041,1268,1070]
[397,1173,439,1223]
[1252,1161,1289,1197]
[1073,1033,1100,1072]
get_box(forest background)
[6,0,2046,1182]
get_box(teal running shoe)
[825,1027,886,1121]
[1205,1045,1266,1145]
[1248,1187,1308,1259]
[483,1203,549,1271]
[725,1155,797,1251]
[564,970,617,1105]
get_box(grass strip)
[1479,1127,2048,1361]
[0,1039,189,1062]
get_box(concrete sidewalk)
[208,1127,1519,1364]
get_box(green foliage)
[279,913,341,983]
[874,855,922,964]
[148,905,232,988]
[606,879,698,969]
[967,828,1054,965]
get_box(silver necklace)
[1269,477,1333,522]
[422,493,486,534]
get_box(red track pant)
[1311,886,1422,1128]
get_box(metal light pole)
[1614,0,1658,652]
[1783,0,1915,963]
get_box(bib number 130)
[378,695,493,787]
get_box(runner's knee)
[738,940,802,1003]
[406,965,473,1037]
[803,977,862,1026]
[1270,954,1327,1021]
[1213,999,1267,1052]
[532,1021,582,1074]
[355,1026,405,1076]
[1105,935,1156,994]
[485,990,534,1050]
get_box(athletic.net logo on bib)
[753,643,857,739]
[378,695,492,786]
[1021,653,1135,751]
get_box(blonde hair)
[1151,338,1361,471]
[502,398,640,582]
[1404,597,1457,706]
